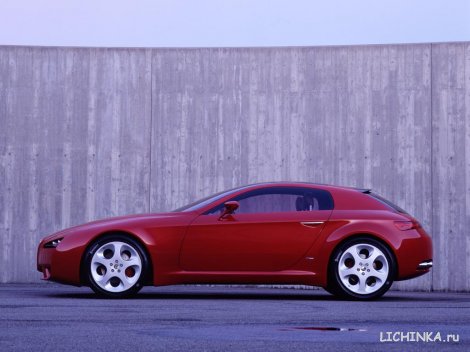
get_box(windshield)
[172,186,246,212]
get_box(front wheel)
[328,237,396,300]
[84,235,149,298]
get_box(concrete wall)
[0,43,469,291]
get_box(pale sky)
[0,0,469,47]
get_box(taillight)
[394,221,415,231]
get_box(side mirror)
[219,201,239,220]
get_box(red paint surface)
[37,182,432,288]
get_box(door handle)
[300,221,324,228]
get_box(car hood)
[42,212,190,242]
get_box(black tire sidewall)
[84,234,149,298]
[329,237,396,300]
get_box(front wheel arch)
[80,231,154,287]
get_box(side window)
[236,193,299,213]
[206,187,333,214]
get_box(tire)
[327,237,396,300]
[84,234,150,298]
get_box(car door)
[179,187,334,272]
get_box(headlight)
[44,238,63,248]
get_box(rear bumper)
[395,226,433,280]
[417,260,433,270]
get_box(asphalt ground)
[0,284,469,351]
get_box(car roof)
[232,181,367,193]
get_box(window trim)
[203,186,334,215]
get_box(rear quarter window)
[367,192,408,214]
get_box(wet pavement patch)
[282,326,367,332]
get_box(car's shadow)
[42,287,460,302]
[47,291,338,301]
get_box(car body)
[37,182,433,299]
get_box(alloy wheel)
[90,241,142,293]
[337,243,389,295]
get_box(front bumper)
[37,239,83,286]
[37,240,53,279]
[39,266,51,280]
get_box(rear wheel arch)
[80,230,154,287]
[326,233,399,299]
[327,233,399,280]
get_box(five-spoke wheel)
[328,237,395,300]
[84,235,149,298]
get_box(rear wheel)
[328,237,395,300]
[84,235,149,298]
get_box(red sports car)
[37,182,433,300]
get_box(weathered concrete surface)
[431,43,470,292]
[0,43,468,291]
[0,47,152,282]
